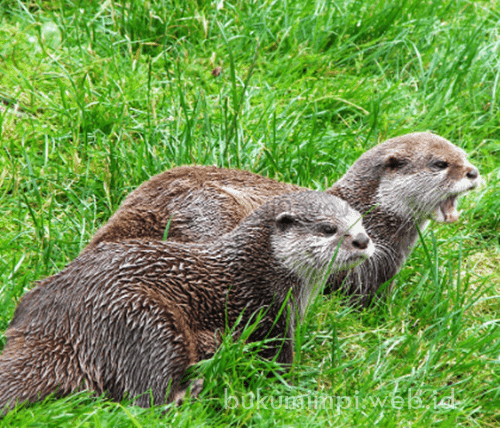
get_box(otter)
[84,132,482,304]
[0,192,374,412]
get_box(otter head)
[269,191,375,283]
[372,133,481,224]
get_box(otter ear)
[276,212,297,231]
[384,152,407,169]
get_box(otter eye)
[320,224,337,236]
[433,160,449,169]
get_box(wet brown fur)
[88,166,300,245]
[84,132,481,305]
[0,192,372,412]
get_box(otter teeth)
[434,196,460,223]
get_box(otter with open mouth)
[84,132,482,304]
[331,132,482,303]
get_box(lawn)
[0,0,499,426]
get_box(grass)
[0,0,499,426]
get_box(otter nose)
[466,167,479,180]
[352,233,370,250]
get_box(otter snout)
[342,229,375,260]
[463,163,483,189]
[352,233,370,250]
[460,159,482,188]
[466,167,479,180]
[333,228,375,271]
[445,161,483,200]
[466,165,485,189]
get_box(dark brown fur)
[0,192,372,412]
[84,133,481,305]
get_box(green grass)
[1,0,499,426]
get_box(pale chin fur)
[271,217,374,319]
[377,171,481,224]
[377,174,442,222]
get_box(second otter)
[85,132,482,304]
[0,192,373,411]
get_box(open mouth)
[431,177,483,224]
[434,195,460,223]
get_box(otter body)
[85,133,482,304]
[0,192,373,411]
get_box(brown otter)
[84,132,482,304]
[0,192,374,412]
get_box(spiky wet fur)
[0,192,372,413]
